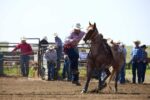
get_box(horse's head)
[83,22,99,43]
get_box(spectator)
[140,45,148,83]
[119,44,127,84]
[131,40,143,84]
[39,36,49,72]
[64,23,85,86]
[44,45,57,80]
[39,36,49,53]
[62,54,71,81]
[54,33,63,79]
[12,37,33,77]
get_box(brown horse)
[81,22,125,93]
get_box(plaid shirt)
[64,31,85,47]
[131,47,143,62]
[44,49,57,64]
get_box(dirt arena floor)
[0,76,150,100]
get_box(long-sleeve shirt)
[141,49,148,62]
[12,42,33,55]
[131,47,143,62]
[44,49,57,64]
[64,31,85,47]
[55,36,62,47]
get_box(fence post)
[0,53,4,76]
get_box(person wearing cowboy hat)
[131,40,143,84]
[39,36,49,53]
[12,37,33,77]
[44,45,57,80]
[64,23,85,86]
[53,33,63,80]
[140,44,148,83]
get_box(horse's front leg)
[81,65,92,93]
[98,69,110,90]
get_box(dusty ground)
[0,76,150,100]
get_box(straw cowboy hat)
[133,40,141,44]
[73,23,82,30]
[48,45,54,50]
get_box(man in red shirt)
[12,37,33,77]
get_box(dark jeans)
[47,62,55,80]
[62,59,71,80]
[141,62,147,83]
[20,55,30,77]
[66,47,79,82]
[56,46,62,70]
[119,62,126,83]
[132,62,143,83]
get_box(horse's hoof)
[99,83,107,90]
[91,88,99,93]
[112,88,118,93]
[81,90,86,94]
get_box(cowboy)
[64,23,85,86]
[12,37,33,77]
[44,45,57,80]
[119,43,127,84]
[54,33,63,80]
[140,44,148,83]
[39,36,49,53]
[131,40,143,84]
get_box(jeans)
[56,46,62,70]
[119,62,126,83]
[132,61,143,83]
[141,62,147,83]
[47,62,55,80]
[66,47,79,82]
[62,59,71,80]
[20,55,30,77]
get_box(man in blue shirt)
[131,40,143,84]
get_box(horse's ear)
[94,22,96,28]
[89,22,91,25]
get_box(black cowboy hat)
[140,44,147,49]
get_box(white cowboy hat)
[48,45,54,50]
[43,36,48,40]
[53,33,58,37]
[73,23,82,30]
[21,37,26,41]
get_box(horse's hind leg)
[114,70,119,92]
[81,66,92,93]
[105,68,115,92]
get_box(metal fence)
[0,41,149,77]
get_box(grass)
[3,66,35,77]
[2,65,150,83]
